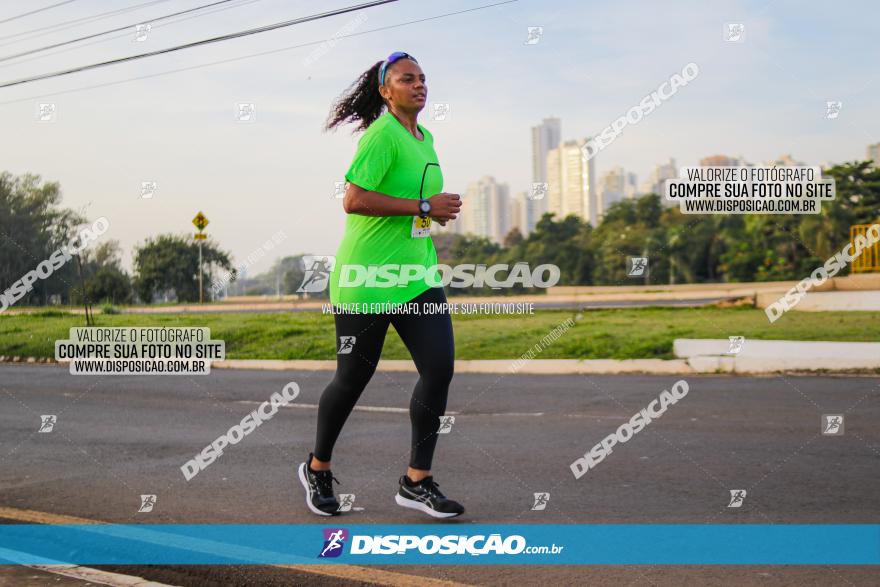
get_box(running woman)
[297,52,465,518]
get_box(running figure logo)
[337,494,356,512]
[140,181,157,199]
[727,336,745,354]
[236,103,256,122]
[531,492,550,511]
[37,103,56,122]
[727,489,746,508]
[38,415,57,433]
[524,26,543,45]
[437,416,455,434]
[134,23,151,42]
[138,494,157,513]
[332,181,348,199]
[821,414,844,435]
[318,528,348,558]
[430,103,450,122]
[628,257,648,277]
[298,255,335,293]
[724,23,744,42]
[825,101,842,119]
[529,182,548,201]
[337,336,356,355]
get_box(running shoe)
[395,475,465,518]
[297,453,341,516]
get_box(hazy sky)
[1,0,877,274]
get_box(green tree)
[0,172,86,306]
[133,234,234,303]
[79,241,132,305]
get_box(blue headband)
[379,51,418,85]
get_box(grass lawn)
[2,306,879,360]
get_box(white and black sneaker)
[297,453,341,516]
[395,475,465,518]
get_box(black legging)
[313,286,454,470]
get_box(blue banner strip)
[0,524,877,565]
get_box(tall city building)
[867,143,880,167]
[600,166,638,212]
[643,157,678,198]
[699,154,742,167]
[462,176,511,244]
[765,153,806,167]
[509,192,528,241]
[546,138,600,226]
[529,117,561,232]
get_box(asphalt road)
[0,364,877,586]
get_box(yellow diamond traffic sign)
[192,211,209,231]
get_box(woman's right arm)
[343,182,461,220]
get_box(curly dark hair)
[324,60,386,134]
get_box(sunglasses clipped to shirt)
[379,51,418,85]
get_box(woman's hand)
[428,192,461,222]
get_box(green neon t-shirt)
[329,112,444,311]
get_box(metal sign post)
[192,212,209,304]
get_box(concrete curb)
[674,339,880,373]
[4,352,878,375]
[212,358,695,375]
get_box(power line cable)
[0,0,518,103]
[0,0,397,88]
[0,0,174,44]
[0,0,263,70]
[0,0,244,63]
[0,1,79,26]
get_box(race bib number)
[411,215,431,238]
